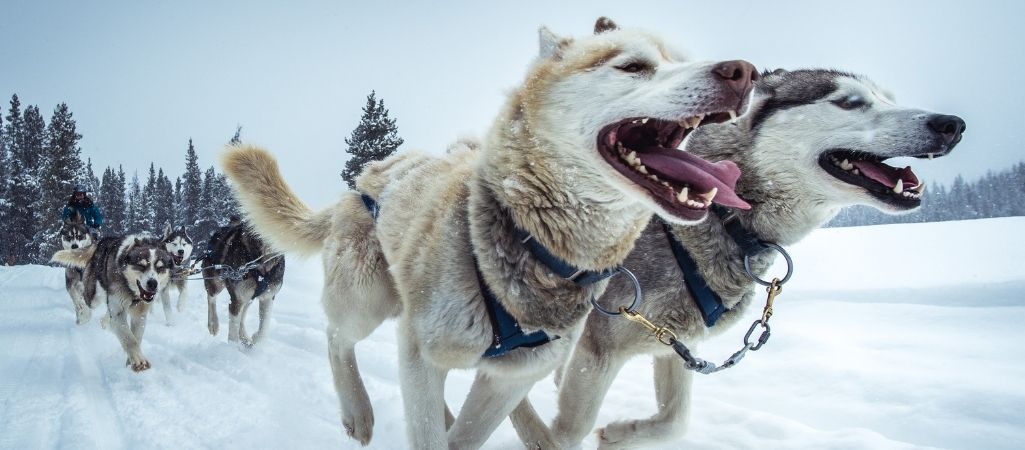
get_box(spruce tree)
[154,168,175,229]
[230,125,242,145]
[140,163,157,232]
[99,166,127,235]
[174,177,184,223]
[340,91,404,189]
[126,173,142,232]
[183,139,202,228]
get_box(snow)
[2,217,1024,449]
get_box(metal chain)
[623,277,783,375]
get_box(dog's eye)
[832,96,867,110]
[616,62,650,74]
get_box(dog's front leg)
[448,372,535,450]
[244,291,275,347]
[550,334,629,448]
[158,287,174,326]
[176,281,189,313]
[68,279,91,325]
[109,299,149,372]
[227,292,244,342]
[597,355,693,449]
[397,330,448,450]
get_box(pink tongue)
[640,147,750,209]
[851,161,919,188]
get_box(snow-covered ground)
[2,217,1023,450]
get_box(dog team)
[51,17,965,449]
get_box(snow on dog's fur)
[223,18,758,449]
[52,234,174,372]
[508,69,966,449]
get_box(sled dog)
[52,233,175,371]
[201,220,285,347]
[510,68,966,449]
[154,223,194,326]
[223,17,758,449]
[59,211,95,325]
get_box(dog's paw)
[126,354,151,372]
[596,421,638,450]
[342,411,374,446]
[176,302,186,313]
[75,308,91,325]
[208,320,219,336]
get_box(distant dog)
[59,211,95,325]
[223,17,756,449]
[52,234,175,371]
[155,223,194,326]
[509,69,966,449]
[201,220,284,347]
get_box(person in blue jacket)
[61,185,104,231]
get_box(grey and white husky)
[156,223,194,326]
[52,233,175,371]
[510,68,966,449]
[59,211,95,325]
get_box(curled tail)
[220,144,333,257]
[51,246,97,269]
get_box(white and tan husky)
[223,17,758,449]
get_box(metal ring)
[743,242,794,286]
[590,266,642,316]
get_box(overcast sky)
[2,0,1020,207]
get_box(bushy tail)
[51,246,97,269]
[220,144,333,257]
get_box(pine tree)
[194,166,221,251]
[183,139,202,228]
[230,125,242,145]
[154,168,175,229]
[82,158,100,196]
[126,173,143,232]
[140,163,157,232]
[99,166,127,235]
[340,91,404,189]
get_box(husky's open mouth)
[172,254,184,266]
[598,112,750,220]
[819,149,935,209]
[136,280,157,302]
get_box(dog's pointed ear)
[538,26,569,60]
[162,222,172,238]
[594,17,619,34]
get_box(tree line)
[827,161,1025,227]
[0,94,240,265]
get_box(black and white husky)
[59,211,95,325]
[156,223,194,326]
[201,221,285,348]
[511,69,966,449]
[52,234,175,371]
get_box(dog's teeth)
[625,151,637,164]
[928,153,935,160]
[648,174,659,181]
[638,165,648,174]
[678,186,689,202]
[852,169,860,176]
[893,179,904,194]
[641,118,649,124]
[698,187,717,202]
[728,110,738,123]
[841,159,853,171]
[632,120,640,124]
[914,183,926,194]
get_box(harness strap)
[359,192,559,358]
[660,220,727,327]
[475,260,556,358]
[661,206,772,328]
[514,229,618,287]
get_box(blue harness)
[359,193,617,358]
[659,205,769,327]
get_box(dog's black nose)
[177,250,185,256]
[146,279,158,291]
[71,244,78,249]
[927,114,966,145]
[712,60,758,98]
